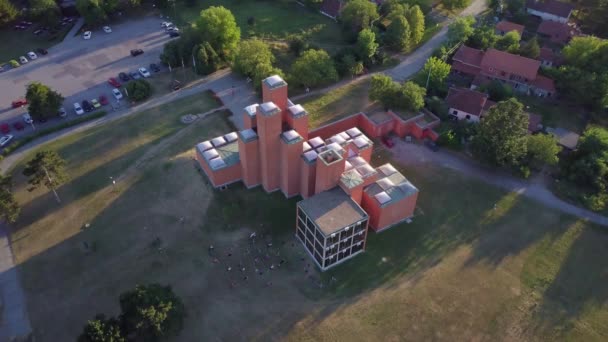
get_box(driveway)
[391,140,608,226]
[0,15,172,137]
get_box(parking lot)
[0,15,174,137]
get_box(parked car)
[130,71,141,79]
[108,77,121,87]
[73,102,84,115]
[99,95,109,106]
[138,67,151,78]
[0,135,13,147]
[0,123,10,134]
[112,88,123,100]
[83,31,92,40]
[19,56,28,64]
[11,98,27,108]
[33,29,43,35]
[103,26,112,33]
[381,136,394,148]
[22,113,33,124]
[130,49,143,57]
[168,31,180,38]
[58,107,67,117]
[36,48,48,55]
[171,80,181,91]
[82,100,93,112]
[149,63,160,72]
[91,98,101,109]
[161,21,170,28]
[425,139,439,152]
[119,72,130,82]
[12,122,24,131]
[27,51,38,60]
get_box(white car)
[22,113,33,124]
[27,51,38,60]
[73,102,84,115]
[83,31,92,40]
[112,88,123,100]
[138,67,151,78]
[19,56,28,64]
[103,26,112,33]
[0,135,13,147]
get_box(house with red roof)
[526,0,574,23]
[446,88,495,122]
[495,21,525,37]
[452,46,556,97]
[539,46,562,67]
[537,20,580,44]
[320,0,344,20]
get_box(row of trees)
[75,0,145,25]
[79,283,185,342]
[370,74,426,112]
[0,0,18,27]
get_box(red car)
[381,136,394,148]
[99,95,109,106]
[107,78,121,88]
[11,98,27,108]
[0,123,10,134]
[13,122,24,131]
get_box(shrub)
[125,80,152,102]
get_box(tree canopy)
[125,79,152,101]
[0,0,18,27]
[447,16,475,44]
[289,49,338,88]
[467,25,498,50]
[0,174,20,224]
[22,150,68,202]
[78,314,125,342]
[520,36,540,59]
[195,6,241,61]
[400,81,426,111]
[495,31,520,53]
[29,0,61,26]
[406,5,425,46]
[386,15,411,52]
[356,29,378,61]
[233,39,283,88]
[76,0,108,25]
[340,0,379,30]
[472,98,529,167]
[25,82,64,121]
[369,75,426,111]
[526,134,561,168]
[422,56,451,92]
[444,0,471,10]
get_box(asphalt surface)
[0,15,173,137]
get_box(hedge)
[3,111,108,156]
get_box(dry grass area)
[7,91,608,341]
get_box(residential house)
[528,113,543,133]
[537,20,580,44]
[547,127,580,149]
[526,0,574,23]
[452,46,556,97]
[539,46,562,67]
[320,0,344,20]
[445,88,495,122]
[495,21,525,37]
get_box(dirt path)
[391,140,608,227]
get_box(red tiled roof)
[528,113,543,132]
[495,21,525,35]
[537,20,577,43]
[446,88,490,117]
[526,0,574,18]
[530,75,556,92]
[321,0,343,18]
[539,47,563,65]
[452,60,481,75]
[453,45,484,68]
[481,49,541,80]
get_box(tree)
[527,134,561,168]
[101,0,119,14]
[340,54,364,78]
[520,36,540,59]
[422,57,451,91]
[195,6,241,61]
[370,74,399,106]
[472,98,529,167]
[406,5,425,46]
[485,79,513,101]
[444,0,471,9]
[386,15,411,52]
[289,49,338,88]
[356,29,378,62]
[340,0,379,30]
[22,150,68,203]
[447,16,475,44]
[400,81,426,111]
[120,284,185,341]
[25,82,64,121]
[193,42,221,75]
[0,0,18,27]
[233,39,274,77]
[76,0,107,25]
[29,0,60,26]
[78,314,125,342]
[0,174,20,223]
[467,25,498,50]
[125,79,152,101]
[495,31,520,53]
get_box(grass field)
[8,89,608,341]
[0,24,73,63]
[517,96,588,133]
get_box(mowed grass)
[168,0,343,44]
[0,24,72,62]
[517,95,588,133]
[8,95,608,340]
[299,78,372,127]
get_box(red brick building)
[196,75,421,270]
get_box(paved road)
[0,15,171,137]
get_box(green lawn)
[517,96,588,133]
[166,0,343,44]
[0,23,73,63]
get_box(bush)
[288,35,309,56]
[584,193,608,211]
[518,165,531,179]
[425,96,448,119]
[437,129,459,148]
[125,80,152,102]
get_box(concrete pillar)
[280,130,304,198]
[257,102,282,192]
[287,104,309,140]
[238,129,260,188]
[262,75,289,112]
